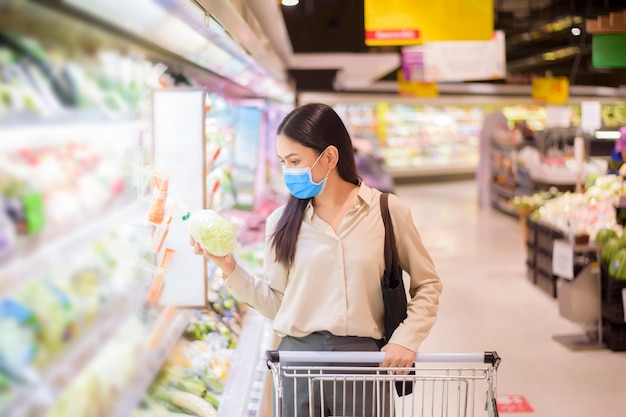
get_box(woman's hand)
[189,236,237,276]
[380,343,415,375]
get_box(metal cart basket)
[266,350,501,417]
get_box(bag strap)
[380,193,400,281]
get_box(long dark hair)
[271,103,360,267]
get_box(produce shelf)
[111,309,192,417]
[0,200,140,297]
[0,119,147,150]
[3,298,138,417]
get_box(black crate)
[600,263,626,305]
[602,317,626,351]
[526,218,536,246]
[536,269,558,298]
[603,303,626,324]
[535,222,565,254]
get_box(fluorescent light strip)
[595,131,621,140]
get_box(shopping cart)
[266,350,501,417]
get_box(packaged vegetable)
[187,210,236,257]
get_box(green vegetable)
[188,210,236,256]
[610,248,626,280]
[595,228,618,245]
[601,238,626,265]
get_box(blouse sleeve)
[224,208,287,319]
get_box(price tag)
[553,240,574,280]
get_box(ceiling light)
[571,27,582,36]
[282,0,299,6]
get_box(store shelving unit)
[111,309,193,417]
[1,1,292,416]
[0,106,156,415]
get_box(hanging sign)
[592,34,626,68]
[401,46,425,81]
[397,70,438,97]
[364,0,493,46]
[581,101,602,133]
[421,31,506,82]
[532,76,570,105]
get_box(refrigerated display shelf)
[0,200,139,297]
[111,309,193,417]
[3,297,138,417]
[0,120,147,151]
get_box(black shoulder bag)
[380,192,414,396]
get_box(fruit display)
[511,187,562,212]
[530,174,623,238]
[608,248,626,280]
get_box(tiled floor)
[394,180,626,417]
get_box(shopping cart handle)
[266,350,501,367]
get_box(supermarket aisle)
[394,180,626,417]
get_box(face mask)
[283,149,330,199]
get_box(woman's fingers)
[381,343,415,375]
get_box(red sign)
[365,29,420,43]
[497,395,534,413]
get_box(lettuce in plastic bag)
[188,210,236,256]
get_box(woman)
[190,103,442,416]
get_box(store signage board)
[553,240,574,280]
[153,88,207,308]
[532,76,570,105]
[581,101,603,133]
[592,34,626,68]
[545,106,572,128]
[364,0,493,46]
[401,46,425,81]
[397,70,438,97]
[421,31,506,82]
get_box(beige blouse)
[225,183,442,353]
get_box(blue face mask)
[283,149,330,199]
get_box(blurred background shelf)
[0,200,140,296]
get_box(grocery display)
[521,172,626,350]
[334,102,482,178]
[0,1,291,416]
[0,14,163,410]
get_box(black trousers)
[277,331,391,417]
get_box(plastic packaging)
[148,172,168,224]
[187,210,236,257]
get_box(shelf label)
[553,240,574,280]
